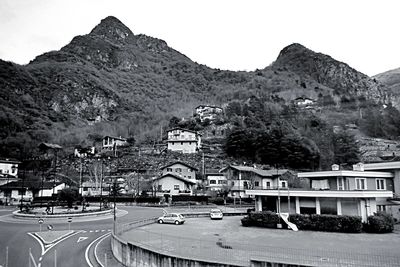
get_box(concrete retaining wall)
[111,233,241,267]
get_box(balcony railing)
[248,186,391,192]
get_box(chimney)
[353,163,364,171]
[331,164,339,171]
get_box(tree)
[333,131,360,165]
[58,187,79,208]
[168,116,180,128]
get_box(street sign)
[67,217,72,223]
[38,218,44,224]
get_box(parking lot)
[123,216,400,266]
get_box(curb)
[13,209,113,219]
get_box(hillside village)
[2,102,400,224]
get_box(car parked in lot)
[210,209,223,220]
[157,213,185,225]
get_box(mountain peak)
[276,43,310,61]
[90,16,134,43]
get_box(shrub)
[243,212,363,233]
[241,216,252,227]
[209,197,225,205]
[365,212,394,233]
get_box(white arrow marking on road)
[77,236,89,243]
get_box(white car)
[210,209,223,220]
[157,213,185,225]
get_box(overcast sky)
[0,0,398,76]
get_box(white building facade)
[167,128,201,154]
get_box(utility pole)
[99,158,103,211]
[51,150,58,215]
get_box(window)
[337,177,345,190]
[280,181,287,188]
[187,176,191,179]
[355,178,367,190]
[266,182,271,189]
[167,168,173,172]
[158,185,162,191]
[376,179,386,190]
[218,180,227,184]
[377,205,386,212]
[174,185,180,190]
[181,142,183,145]
[255,181,260,187]
[176,168,182,173]
[210,180,216,184]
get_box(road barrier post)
[67,217,72,231]
[5,246,8,267]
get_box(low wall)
[111,233,242,267]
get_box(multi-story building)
[152,173,196,196]
[220,165,290,198]
[160,161,197,181]
[102,136,128,150]
[167,128,201,154]
[195,105,223,122]
[246,163,395,222]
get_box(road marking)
[77,236,89,243]
[85,233,110,267]
[89,230,94,233]
[28,230,84,257]
[95,230,99,233]
[101,229,105,232]
[94,233,111,267]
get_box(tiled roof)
[153,173,196,184]
[221,165,288,177]
[160,161,198,171]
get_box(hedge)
[364,212,395,233]
[241,211,363,233]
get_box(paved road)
[0,205,163,267]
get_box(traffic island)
[13,206,113,219]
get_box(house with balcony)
[102,136,128,150]
[167,128,201,154]
[152,173,196,196]
[245,163,394,222]
[195,105,223,122]
[160,161,197,181]
[220,165,291,199]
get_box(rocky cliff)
[0,16,397,158]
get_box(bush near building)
[364,212,395,233]
[241,211,363,233]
